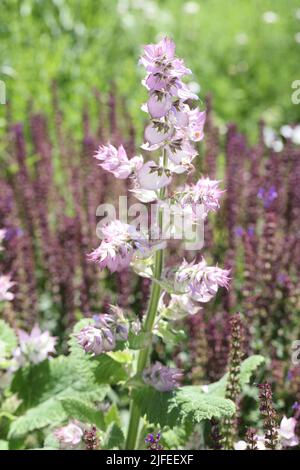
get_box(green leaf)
[131,384,235,428]
[104,404,121,428]
[0,319,17,360]
[60,397,105,429]
[162,426,191,450]
[8,397,65,439]
[128,331,152,350]
[107,350,133,363]
[11,358,74,408]
[43,432,60,449]
[0,440,9,450]
[131,386,178,428]
[9,352,109,439]
[155,319,186,344]
[8,387,108,440]
[152,278,182,295]
[206,355,265,397]
[92,355,128,384]
[170,387,235,422]
[103,423,124,450]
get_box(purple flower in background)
[277,272,288,286]
[287,370,293,381]
[54,421,84,450]
[2,227,23,242]
[143,361,182,392]
[247,226,255,237]
[234,226,244,237]
[0,275,15,302]
[257,186,278,208]
[145,431,163,450]
[13,324,57,367]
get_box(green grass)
[1,0,300,138]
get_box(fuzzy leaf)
[107,351,133,363]
[0,319,17,359]
[92,355,128,384]
[104,404,122,428]
[205,355,265,397]
[128,331,152,350]
[0,440,9,450]
[8,387,108,440]
[60,397,105,429]
[131,385,235,427]
[131,386,179,427]
[43,432,60,449]
[170,387,235,422]
[103,423,125,449]
[8,397,65,439]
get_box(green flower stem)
[125,156,166,450]
[125,254,163,449]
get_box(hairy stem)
[125,156,166,450]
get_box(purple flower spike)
[145,431,163,450]
[257,186,278,208]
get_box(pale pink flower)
[170,105,205,141]
[166,136,197,165]
[145,74,168,92]
[54,421,84,450]
[94,144,142,179]
[147,92,172,119]
[143,361,182,392]
[234,440,247,450]
[0,274,15,301]
[187,108,206,141]
[177,178,224,219]
[170,103,190,128]
[94,307,129,342]
[144,122,174,146]
[140,37,193,117]
[175,258,230,303]
[279,416,299,447]
[76,309,129,356]
[13,324,57,367]
[235,421,299,450]
[140,37,176,72]
[234,435,266,450]
[88,220,149,273]
[177,82,199,101]
[75,323,115,355]
[137,161,172,190]
[159,293,199,319]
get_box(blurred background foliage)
[1,0,300,138]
